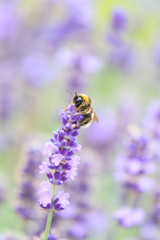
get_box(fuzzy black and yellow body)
[67,93,98,128]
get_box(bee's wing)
[93,111,99,122]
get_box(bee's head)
[72,92,85,108]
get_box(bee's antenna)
[65,90,73,95]
[75,92,77,96]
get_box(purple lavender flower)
[38,104,83,210]
[114,131,155,230]
[114,206,145,228]
[22,53,54,87]
[0,1,19,40]
[55,48,103,92]
[16,143,43,220]
[139,188,160,240]
[68,223,87,239]
[115,133,155,194]
[67,52,103,91]
[139,101,160,239]
[109,43,135,70]
[66,0,93,28]
[54,191,70,211]
[111,8,128,32]
[47,234,58,240]
[106,8,135,70]
[38,181,52,209]
[71,53,103,74]
[85,109,118,150]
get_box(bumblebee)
[66,92,99,128]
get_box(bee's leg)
[73,112,86,116]
[77,117,91,128]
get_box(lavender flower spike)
[38,104,84,240]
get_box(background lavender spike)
[16,143,43,219]
[15,142,48,237]
[106,7,135,71]
[114,129,155,228]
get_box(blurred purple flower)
[47,0,93,50]
[55,48,103,91]
[139,192,160,240]
[0,1,19,40]
[66,0,93,28]
[67,51,103,92]
[43,143,53,156]
[85,109,118,150]
[47,234,58,240]
[139,101,160,239]
[68,223,86,239]
[39,162,50,174]
[114,132,155,230]
[111,8,128,32]
[16,143,43,220]
[126,135,148,158]
[136,176,155,192]
[106,8,135,70]
[115,134,155,193]
[38,181,52,209]
[55,48,103,73]
[143,100,160,139]
[68,75,86,92]
[109,44,135,70]
[71,53,103,74]
[114,206,145,228]
[106,33,123,48]
[22,53,54,87]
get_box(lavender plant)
[16,142,46,237]
[139,100,160,239]
[67,51,103,92]
[106,8,135,71]
[114,128,155,228]
[38,104,83,240]
[16,143,43,220]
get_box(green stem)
[44,184,56,240]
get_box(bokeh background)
[1,0,160,239]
